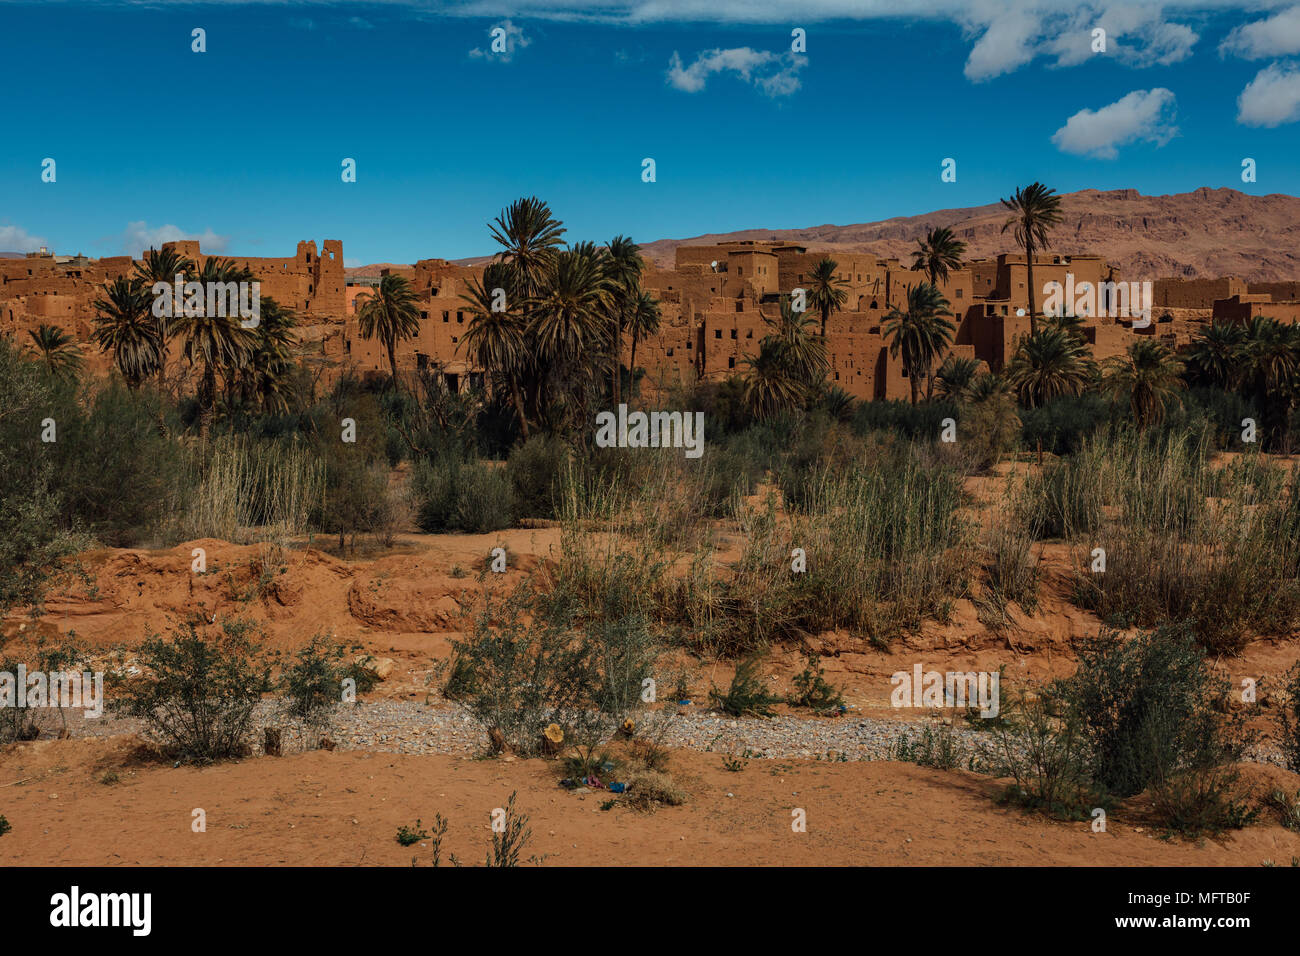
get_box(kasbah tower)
[5,235,1300,401]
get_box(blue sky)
[3,1,1300,264]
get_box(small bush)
[450,582,657,757]
[1064,624,1250,801]
[506,434,568,520]
[787,652,844,711]
[412,457,517,533]
[110,617,272,763]
[625,770,686,810]
[486,791,534,867]
[981,688,1095,819]
[709,656,780,717]
[396,820,430,846]
[281,634,347,733]
[1278,663,1300,774]
[0,815,10,837]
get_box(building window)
[955,289,963,298]
[730,329,737,339]
[443,311,449,322]
[715,329,722,339]
[728,357,735,369]
[735,301,743,313]
[456,311,464,323]
[421,311,429,320]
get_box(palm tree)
[356,273,422,390]
[1186,319,1245,389]
[778,294,829,387]
[742,337,806,421]
[626,290,661,398]
[1001,182,1063,334]
[1104,339,1185,428]
[911,227,967,286]
[934,354,983,402]
[1004,325,1096,408]
[92,275,162,389]
[27,324,83,380]
[1043,310,1088,345]
[489,196,566,300]
[460,261,530,437]
[806,257,849,337]
[604,235,643,405]
[171,257,257,426]
[529,245,611,363]
[1238,317,1300,445]
[240,296,297,414]
[529,245,612,431]
[883,283,955,405]
[133,245,194,385]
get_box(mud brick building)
[5,238,1299,403]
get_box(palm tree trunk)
[629,333,639,400]
[387,341,400,392]
[909,367,919,406]
[612,315,622,406]
[201,361,216,436]
[1025,239,1037,336]
[821,306,829,338]
[510,376,530,439]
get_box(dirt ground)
[4,458,1300,867]
[3,737,1299,866]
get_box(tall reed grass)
[174,434,325,546]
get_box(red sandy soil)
[2,738,1298,867]
[5,457,1300,866]
[11,461,1300,729]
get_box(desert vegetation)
[4,187,1300,856]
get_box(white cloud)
[468,18,531,62]
[666,47,806,96]
[1051,87,1178,158]
[1237,61,1300,126]
[962,4,1040,81]
[1221,5,1300,59]
[121,222,229,255]
[0,223,48,253]
[963,2,1197,81]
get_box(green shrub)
[281,634,347,728]
[506,434,568,520]
[787,651,844,711]
[1278,663,1300,774]
[709,656,780,717]
[1063,625,1251,802]
[450,582,657,756]
[110,617,273,763]
[47,382,188,546]
[412,457,517,533]
[982,687,1095,819]
[0,340,81,617]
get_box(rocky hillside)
[637,187,1300,281]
